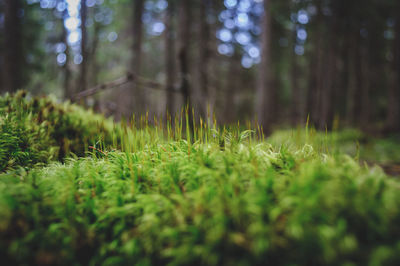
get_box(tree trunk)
[0,3,3,93]
[78,0,88,93]
[3,0,22,93]
[318,18,338,130]
[386,8,400,131]
[310,4,324,127]
[131,0,145,115]
[178,0,193,126]
[0,1,3,93]
[256,0,274,133]
[198,0,211,117]
[318,37,335,129]
[290,29,301,125]
[165,0,176,115]
[345,36,357,125]
[350,34,370,129]
[89,20,101,86]
[62,12,71,100]
[335,34,350,120]
[225,53,240,124]
[359,45,370,129]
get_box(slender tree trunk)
[78,0,88,93]
[318,38,335,129]
[317,18,338,130]
[0,2,3,93]
[290,28,301,125]
[199,0,211,117]
[351,34,370,129]
[225,53,240,124]
[62,12,71,100]
[178,0,193,125]
[359,46,370,129]
[336,35,350,120]
[353,36,363,125]
[3,0,22,93]
[346,35,357,125]
[387,8,400,131]
[313,10,325,127]
[131,0,145,115]
[89,17,102,111]
[205,0,219,125]
[256,0,273,133]
[165,0,176,115]
[89,21,101,86]
[306,46,318,123]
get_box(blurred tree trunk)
[306,2,324,127]
[62,12,71,100]
[0,2,3,93]
[256,0,274,133]
[89,15,102,111]
[357,44,370,129]
[353,35,364,127]
[165,0,176,115]
[78,0,88,93]
[0,3,3,93]
[3,0,22,93]
[198,0,211,117]
[318,41,335,129]
[225,53,240,124]
[131,0,145,115]
[178,0,193,125]
[348,33,370,129]
[387,8,400,131]
[345,35,357,125]
[336,35,350,120]
[89,20,102,86]
[318,19,338,130]
[89,20,101,86]
[290,29,301,125]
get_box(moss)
[0,92,119,171]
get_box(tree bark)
[3,0,22,93]
[318,37,335,129]
[256,0,274,133]
[178,0,193,126]
[345,35,357,125]
[198,0,211,117]
[225,53,240,124]
[165,0,176,115]
[131,0,145,115]
[78,0,88,93]
[318,17,338,130]
[0,3,3,93]
[290,28,301,125]
[62,12,71,100]
[308,2,324,127]
[386,7,400,131]
[89,19,101,86]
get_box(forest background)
[0,0,399,133]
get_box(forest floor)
[1,91,400,265]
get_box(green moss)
[1,91,400,265]
[0,91,119,171]
[0,137,400,265]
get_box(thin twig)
[73,72,182,101]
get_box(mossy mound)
[0,91,119,171]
